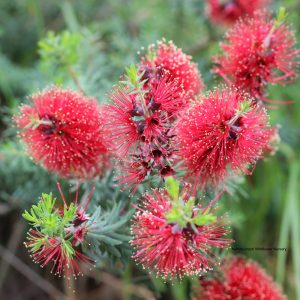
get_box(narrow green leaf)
[275,7,287,28]
[193,213,217,226]
[87,233,123,245]
[165,176,180,201]
[22,210,37,223]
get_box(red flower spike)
[117,158,151,193]
[263,126,280,156]
[213,11,300,101]
[176,86,272,190]
[25,230,93,280]
[146,71,190,116]
[196,256,286,300]
[103,70,187,155]
[23,183,95,282]
[207,0,270,25]
[102,70,182,191]
[102,88,141,156]
[15,87,109,178]
[130,188,233,280]
[141,40,204,97]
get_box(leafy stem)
[123,64,150,116]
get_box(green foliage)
[23,193,56,224]
[275,7,288,28]
[0,0,300,298]
[38,30,82,85]
[236,98,253,116]
[165,179,217,228]
[121,64,149,114]
[0,141,63,207]
[193,211,217,226]
[87,202,132,265]
[123,64,145,90]
[38,30,81,71]
[22,192,76,237]
[166,197,217,229]
[165,176,180,201]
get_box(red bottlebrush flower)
[262,125,280,156]
[103,86,177,156]
[213,11,300,101]
[15,87,109,178]
[130,186,233,280]
[25,229,93,279]
[141,40,204,96]
[176,87,272,190]
[117,158,152,193]
[206,0,269,25]
[195,256,286,299]
[145,71,191,115]
[23,183,95,280]
[102,67,183,191]
[101,88,141,156]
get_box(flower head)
[176,86,272,190]
[207,0,270,25]
[213,10,300,101]
[23,183,94,280]
[102,65,183,191]
[15,87,109,178]
[130,178,233,280]
[103,85,177,156]
[195,256,286,299]
[141,40,204,96]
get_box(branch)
[67,66,85,95]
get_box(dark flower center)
[160,165,175,176]
[227,117,243,140]
[39,115,57,135]
[182,224,196,242]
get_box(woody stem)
[67,65,85,95]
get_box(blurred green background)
[0,0,299,299]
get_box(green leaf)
[62,239,75,258]
[165,207,182,224]
[183,197,195,216]
[30,237,47,253]
[193,213,217,226]
[236,98,252,115]
[165,176,180,201]
[87,233,123,246]
[22,210,38,223]
[38,30,82,74]
[62,203,76,225]
[41,193,56,213]
[275,7,287,28]
[123,64,146,93]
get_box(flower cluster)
[195,256,286,299]
[141,39,204,97]
[15,87,109,178]
[23,183,94,280]
[13,7,299,291]
[213,10,300,102]
[103,60,193,191]
[206,0,270,25]
[130,177,233,280]
[176,86,272,190]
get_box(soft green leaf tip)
[165,176,180,201]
